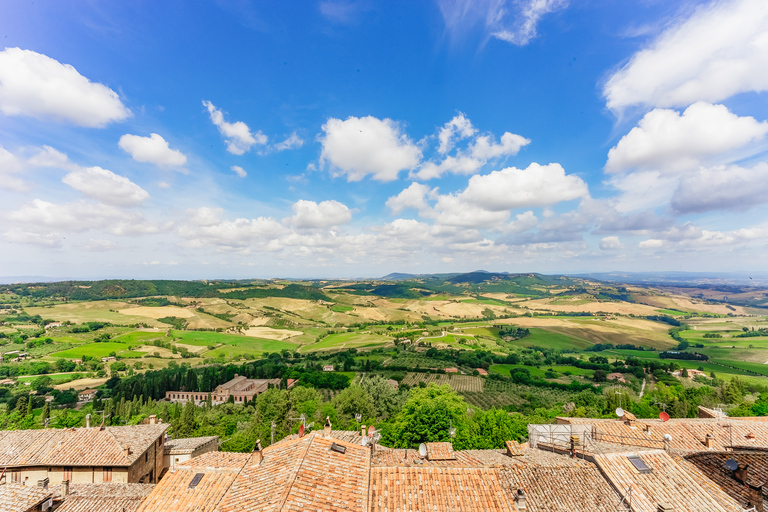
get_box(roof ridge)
[104,425,133,465]
[272,434,314,512]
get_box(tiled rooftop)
[216,432,371,512]
[0,483,52,512]
[177,451,250,471]
[0,424,168,468]
[164,436,219,454]
[686,450,768,509]
[425,442,456,461]
[55,483,154,512]
[593,450,743,512]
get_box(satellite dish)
[659,412,670,422]
[368,425,375,436]
[299,424,305,438]
[615,407,625,417]
[663,434,672,442]
[418,443,427,458]
[725,459,738,471]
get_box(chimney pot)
[324,416,332,438]
[704,433,714,448]
[514,489,527,510]
[86,414,91,429]
[361,425,367,438]
[37,478,49,490]
[734,463,749,483]
[62,480,70,496]
[253,439,263,465]
[748,483,764,512]
[124,447,131,457]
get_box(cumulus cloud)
[604,0,768,111]
[287,200,352,229]
[639,239,663,248]
[62,166,149,207]
[8,199,165,239]
[385,182,438,214]
[273,131,304,151]
[319,116,422,181]
[231,165,247,178]
[671,163,768,214]
[460,163,588,210]
[437,0,568,46]
[0,146,27,191]
[178,207,285,250]
[3,229,63,248]
[438,113,476,154]
[599,236,623,250]
[118,133,187,166]
[606,103,768,173]
[430,194,511,228]
[415,124,530,181]
[0,47,130,127]
[202,100,267,155]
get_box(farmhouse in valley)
[165,374,296,405]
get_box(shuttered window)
[103,467,112,482]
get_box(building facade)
[165,374,296,405]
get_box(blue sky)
[2,0,768,279]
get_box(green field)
[170,330,298,355]
[330,304,354,313]
[710,358,768,377]
[50,343,146,359]
[305,332,393,352]
[513,328,592,350]
[16,372,83,384]
[460,298,507,306]
[113,331,166,344]
[655,309,688,315]
[489,364,593,379]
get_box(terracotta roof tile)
[164,436,219,454]
[685,450,768,509]
[0,483,52,512]
[55,484,154,512]
[0,424,168,468]
[426,442,456,461]
[369,467,515,512]
[593,449,743,512]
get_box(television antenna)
[271,421,276,445]
[449,420,457,441]
[652,400,667,413]
[615,391,623,411]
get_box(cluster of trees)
[659,351,709,361]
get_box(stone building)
[163,436,219,469]
[0,423,168,486]
[165,374,296,405]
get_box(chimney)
[361,425,367,438]
[734,463,749,484]
[252,439,263,465]
[62,480,70,496]
[234,373,239,378]
[748,483,764,512]
[324,416,332,438]
[704,433,714,448]
[86,414,91,429]
[657,504,674,512]
[514,489,527,511]
[643,424,652,434]
[37,478,49,490]
[148,415,157,425]
[124,447,132,457]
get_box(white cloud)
[438,113,476,154]
[62,166,149,207]
[231,165,247,178]
[505,211,539,233]
[118,133,187,166]
[0,146,27,191]
[671,163,768,214]
[158,181,171,189]
[319,116,422,182]
[0,47,130,127]
[437,0,568,46]
[606,103,768,173]
[414,124,530,181]
[430,194,511,228]
[178,207,287,250]
[27,146,74,170]
[274,131,304,151]
[639,239,663,248]
[604,0,768,111]
[8,199,165,237]
[470,132,531,160]
[82,239,119,251]
[287,200,352,229]
[607,171,678,213]
[3,229,63,248]
[386,182,437,214]
[599,236,623,250]
[202,100,267,155]
[460,162,588,210]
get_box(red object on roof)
[659,412,670,422]
[299,424,305,438]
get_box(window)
[63,467,73,481]
[145,452,148,462]
[627,455,652,474]
[103,467,112,482]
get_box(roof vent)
[627,455,652,474]
[330,442,347,454]
[188,473,204,489]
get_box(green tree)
[41,401,50,425]
[179,399,197,437]
[385,384,467,448]
[289,386,321,420]
[332,386,375,426]
[593,370,607,382]
[454,409,516,450]
[359,375,401,419]
[15,395,28,416]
